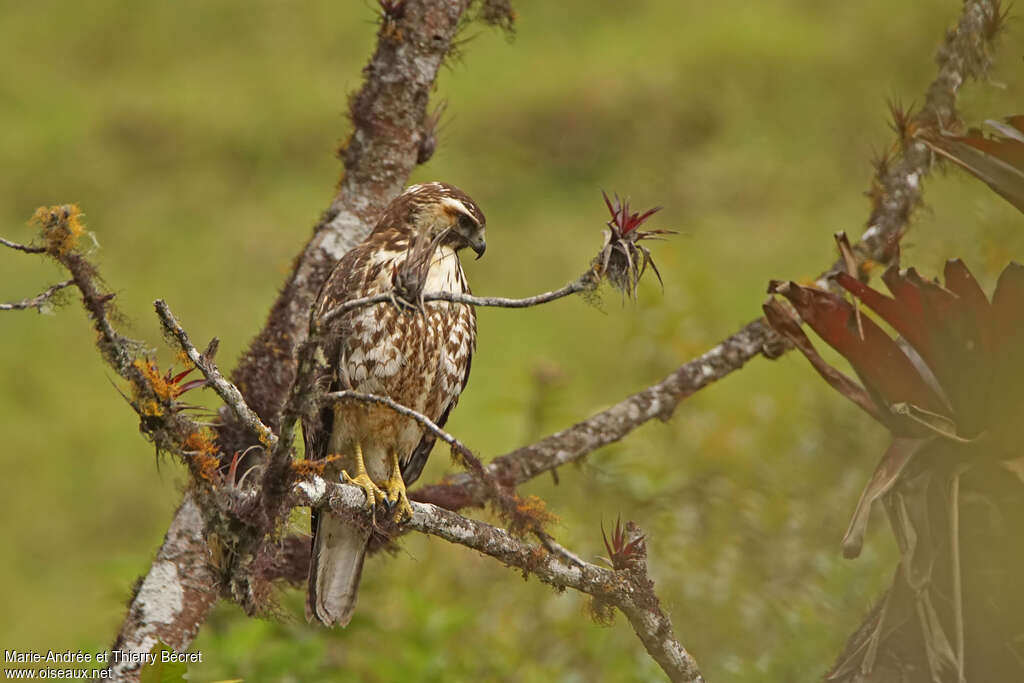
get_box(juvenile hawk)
[304,182,485,626]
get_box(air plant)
[593,192,674,299]
[766,256,1024,681]
[600,516,646,571]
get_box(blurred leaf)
[762,297,882,422]
[839,436,929,559]
[920,116,1024,214]
[768,280,948,432]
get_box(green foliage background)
[1,1,1021,680]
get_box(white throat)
[424,246,465,293]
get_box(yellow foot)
[382,449,414,523]
[381,471,414,523]
[341,442,385,509]
[343,469,386,509]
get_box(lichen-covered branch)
[295,477,705,683]
[838,0,1007,272]
[0,278,73,312]
[415,317,786,510]
[155,300,278,450]
[109,494,218,682]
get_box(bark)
[109,495,218,681]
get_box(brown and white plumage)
[303,182,485,626]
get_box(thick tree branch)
[0,278,73,312]
[109,494,218,682]
[295,477,705,683]
[415,317,785,510]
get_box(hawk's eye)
[457,213,477,232]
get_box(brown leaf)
[920,116,1024,214]
[769,280,949,433]
[763,298,883,422]
[841,437,931,559]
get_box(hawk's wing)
[302,243,379,545]
[400,350,472,485]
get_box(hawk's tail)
[307,512,371,626]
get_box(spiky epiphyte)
[593,192,673,299]
[767,258,1024,681]
[600,516,645,571]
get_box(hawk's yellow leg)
[382,450,414,523]
[341,442,385,509]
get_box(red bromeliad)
[596,192,674,298]
[766,258,1024,681]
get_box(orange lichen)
[138,399,162,417]
[183,428,218,457]
[31,204,87,256]
[174,349,194,369]
[133,358,175,401]
[183,429,221,483]
[507,494,558,534]
[291,454,342,479]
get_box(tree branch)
[0,278,73,312]
[326,390,473,458]
[295,477,706,683]
[415,317,785,510]
[155,299,278,450]
[109,494,218,682]
[0,236,46,254]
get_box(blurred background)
[1,1,1022,680]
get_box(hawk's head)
[374,181,487,259]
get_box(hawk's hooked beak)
[468,233,487,259]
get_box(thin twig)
[155,299,278,450]
[322,278,590,324]
[0,236,46,254]
[0,279,73,312]
[325,390,473,459]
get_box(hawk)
[303,182,485,626]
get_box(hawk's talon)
[383,450,414,523]
[340,442,385,510]
[387,290,422,317]
[342,469,385,509]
